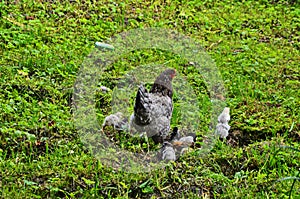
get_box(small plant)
[272,145,300,198]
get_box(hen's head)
[161,68,176,79]
[150,68,176,98]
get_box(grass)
[0,0,299,198]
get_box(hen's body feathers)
[130,90,173,141]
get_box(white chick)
[216,123,231,139]
[216,107,231,139]
[218,107,230,124]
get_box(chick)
[216,107,231,139]
[169,127,181,141]
[218,107,230,124]
[216,123,230,139]
[178,133,196,144]
[102,112,128,131]
[172,133,196,155]
[160,141,176,162]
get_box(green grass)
[0,0,299,198]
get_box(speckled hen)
[129,68,176,144]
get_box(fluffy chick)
[216,123,230,139]
[171,130,196,156]
[102,112,128,131]
[217,107,230,124]
[169,127,181,141]
[160,141,176,162]
[216,107,231,139]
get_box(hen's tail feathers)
[134,85,151,125]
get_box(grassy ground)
[0,0,299,198]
